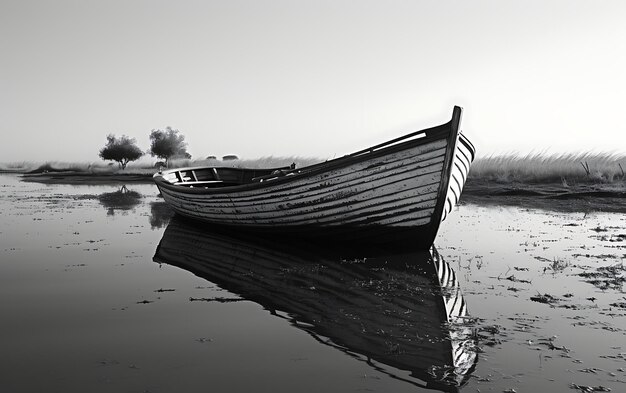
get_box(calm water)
[1,174,624,392]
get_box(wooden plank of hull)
[162,178,441,225]
[153,219,477,390]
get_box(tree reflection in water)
[97,185,142,216]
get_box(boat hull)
[154,107,474,248]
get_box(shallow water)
[0,174,624,392]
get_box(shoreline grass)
[0,156,324,176]
[468,153,626,185]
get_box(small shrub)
[99,134,143,169]
[149,127,190,167]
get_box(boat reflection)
[154,218,478,391]
[97,185,142,216]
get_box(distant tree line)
[98,127,190,169]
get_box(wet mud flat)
[0,173,625,392]
[438,201,626,393]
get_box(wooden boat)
[153,218,478,391]
[153,106,475,248]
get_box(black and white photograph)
[1,1,625,392]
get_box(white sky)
[2,0,626,163]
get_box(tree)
[99,134,143,169]
[148,127,190,167]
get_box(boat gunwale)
[155,165,292,177]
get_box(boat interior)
[157,164,296,188]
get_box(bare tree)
[148,127,190,167]
[99,134,143,169]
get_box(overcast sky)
[2,0,626,163]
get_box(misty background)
[2,0,626,163]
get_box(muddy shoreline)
[463,180,626,212]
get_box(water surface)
[1,174,624,392]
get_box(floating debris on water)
[569,383,611,392]
[189,297,244,303]
[531,293,559,305]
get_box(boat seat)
[173,180,224,186]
